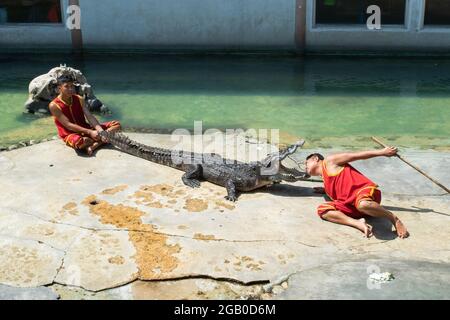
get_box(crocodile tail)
[101,131,136,152]
[101,131,180,168]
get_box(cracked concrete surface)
[0,132,449,299]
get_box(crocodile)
[101,131,309,201]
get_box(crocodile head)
[259,140,310,182]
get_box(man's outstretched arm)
[328,147,398,166]
[79,95,103,132]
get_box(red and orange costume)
[52,94,120,149]
[317,160,381,219]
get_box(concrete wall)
[0,0,71,49]
[1,0,450,53]
[306,0,450,53]
[0,0,297,51]
[0,24,70,49]
[79,0,297,49]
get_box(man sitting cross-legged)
[49,76,121,156]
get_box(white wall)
[1,0,450,53]
[306,0,450,53]
[80,0,297,49]
[0,0,71,49]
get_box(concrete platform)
[0,133,448,299]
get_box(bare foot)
[86,142,104,156]
[359,218,373,238]
[394,219,409,239]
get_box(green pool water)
[1,54,449,149]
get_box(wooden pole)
[371,136,450,194]
[295,0,307,54]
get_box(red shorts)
[317,186,382,219]
[63,120,121,150]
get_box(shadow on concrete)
[256,184,323,198]
[75,143,117,158]
[366,217,398,241]
[384,205,450,217]
[75,149,91,158]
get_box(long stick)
[371,136,450,194]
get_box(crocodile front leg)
[225,179,238,202]
[182,164,202,188]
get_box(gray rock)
[19,142,28,148]
[0,284,59,300]
[29,140,36,145]
[25,65,107,114]
[7,145,18,151]
[99,104,111,115]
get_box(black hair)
[306,153,324,161]
[56,75,74,86]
